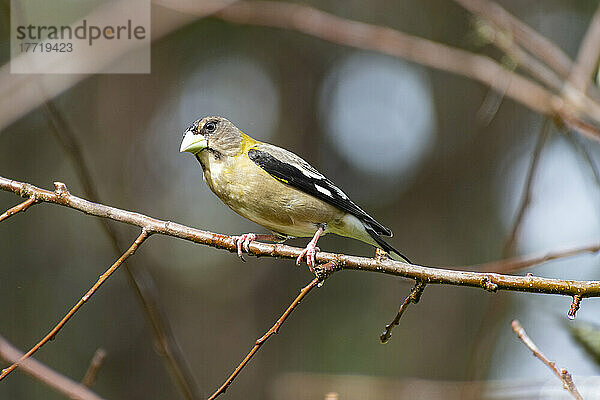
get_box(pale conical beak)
[180,131,208,153]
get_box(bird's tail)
[363,224,412,264]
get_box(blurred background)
[2,0,600,399]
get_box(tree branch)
[451,0,573,78]
[569,1,600,94]
[2,175,600,299]
[208,268,331,400]
[476,243,600,274]
[205,0,555,117]
[502,118,551,257]
[511,320,583,400]
[0,196,37,223]
[0,228,150,380]
[380,280,426,343]
[0,335,106,400]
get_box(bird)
[180,116,410,270]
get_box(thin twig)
[475,20,563,92]
[43,99,201,400]
[81,348,107,388]
[207,263,334,400]
[511,320,584,400]
[502,118,551,257]
[452,0,573,78]
[566,131,600,188]
[0,196,36,223]
[0,335,105,400]
[0,229,150,381]
[380,280,426,343]
[476,243,600,273]
[2,176,600,298]
[569,1,600,94]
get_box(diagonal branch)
[476,243,600,274]
[0,229,150,380]
[207,267,332,400]
[2,176,600,298]
[502,118,551,257]
[569,2,600,94]
[451,0,573,78]
[0,196,37,223]
[206,0,554,116]
[380,280,426,343]
[511,320,583,400]
[0,335,106,400]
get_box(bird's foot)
[232,233,257,261]
[296,243,320,273]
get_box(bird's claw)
[233,233,257,261]
[296,244,320,273]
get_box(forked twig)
[380,281,426,343]
[511,320,583,400]
[0,230,150,380]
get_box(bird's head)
[180,116,243,157]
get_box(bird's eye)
[204,121,217,133]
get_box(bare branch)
[380,281,426,343]
[476,243,600,274]
[0,196,36,223]
[0,335,106,400]
[511,320,583,400]
[2,176,600,298]
[0,228,150,380]
[452,0,573,77]
[206,1,555,117]
[569,2,600,94]
[81,348,107,388]
[502,118,551,257]
[207,261,337,400]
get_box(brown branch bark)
[0,196,36,222]
[511,320,583,400]
[380,281,426,344]
[0,335,106,400]
[2,176,600,298]
[0,228,150,380]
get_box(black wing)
[247,145,391,236]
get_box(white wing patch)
[315,184,333,197]
[298,165,324,179]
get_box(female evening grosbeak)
[180,116,410,270]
